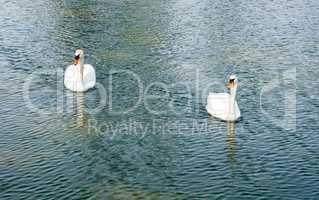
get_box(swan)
[64,49,96,92]
[206,75,241,121]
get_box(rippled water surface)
[1,0,319,199]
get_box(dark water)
[1,0,319,199]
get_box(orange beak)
[73,59,80,65]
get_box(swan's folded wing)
[83,64,96,89]
[206,93,233,120]
[64,65,87,92]
[207,93,230,110]
[208,92,229,98]
[64,65,75,81]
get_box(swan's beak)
[73,55,80,65]
[74,59,80,65]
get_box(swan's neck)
[229,84,237,112]
[230,86,237,96]
[79,57,84,80]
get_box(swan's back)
[64,64,96,92]
[206,92,240,121]
[207,92,231,113]
[83,64,96,89]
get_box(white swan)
[206,75,241,121]
[64,49,96,92]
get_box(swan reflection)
[227,122,237,168]
[75,93,88,128]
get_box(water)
[1,0,319,199]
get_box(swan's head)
[229,75,237,83]
[74,49,84,65]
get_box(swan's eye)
[74,55,80,60]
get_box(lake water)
[1,0,319,199]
